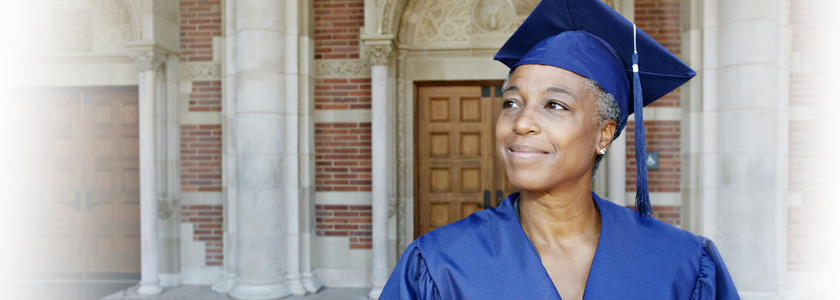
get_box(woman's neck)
[518,185,601,248]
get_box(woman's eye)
[502,100,520,109]
[545,101,565,110]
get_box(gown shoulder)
[380,241,441,300]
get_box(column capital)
[129,48,167,71]
[362,36,395,66]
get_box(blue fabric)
[631,51,652,217]
[381,193,739,299]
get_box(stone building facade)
[4,0,837,299]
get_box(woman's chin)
[507,172,552,192]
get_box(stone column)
[364,38,394,300]
[129,47,166,296]
[158,54,182,287]
[212,0,238,292]
[283,0,306,295]
[607,130,626,203]
[708,0,789,298]
[228,0,291,299]
[298,0,323,292]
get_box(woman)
[380,0,738,299]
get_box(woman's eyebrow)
[545,86,574,97]
[502,85,519,93]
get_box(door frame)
[391,51,511,259]
[412,80,505,239]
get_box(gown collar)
[507,191,621,300]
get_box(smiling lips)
[508,144,550,159]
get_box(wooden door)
[416,83,518,237]
[85,88,142,274]
[25,87,140,277]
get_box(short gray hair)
[586,79,620,176]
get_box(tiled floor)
[102,285,370,300]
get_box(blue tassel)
[632,52,652,218]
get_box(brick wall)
[652,205,680,226]
[624,120,680,193]
[189,80,222,112]
[315,122,372,192]
[315,78,372,110]
[635,0,682,108]
[181,125,223,192]
[179,0,221,63]
[315,205,373,249]
[180,0,222,112]
[181,205,224,266]
[313,0,364,60]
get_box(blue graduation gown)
[381,192,739,299]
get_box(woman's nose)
[512,106,540,135]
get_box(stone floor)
[102,285,370,300]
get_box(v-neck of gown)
[512,193,609,300]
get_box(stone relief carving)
[396,49,408,253]
[315,59,371,78]
[416,0,472,43]
[473,0,514,32]
[128,48,166,71]
[365,44,395,66]
[399,0,536,46]
[50,0,134,52]
[181,62,223,80]
[54,10,93,52]
[158,199,176,220]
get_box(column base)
[211,272,237,293]
[229,282,291,300]
[301,272,324,294]
[137,284,163,295]
[285,274,307,296]
[368,285,383,299]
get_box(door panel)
[21,87,140,277]
[416,83,517,237]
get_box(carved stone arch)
[123,0,142,41]
[378,0,409,35]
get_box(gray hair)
[586,78,620,176]
[501,69,621,176]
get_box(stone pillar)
[283,0,306,295]
[129,47,166,296]
[607,130,626,203]
[158,54,182,287]
[708,0,789,298]
[297,0,323,293]
[212,0,239,292]
[228,0,291,299]
[363,38,394,300]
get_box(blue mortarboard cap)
[493,0,695,217]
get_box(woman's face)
[496,64,605,192]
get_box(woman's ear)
[597,120,617,152]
